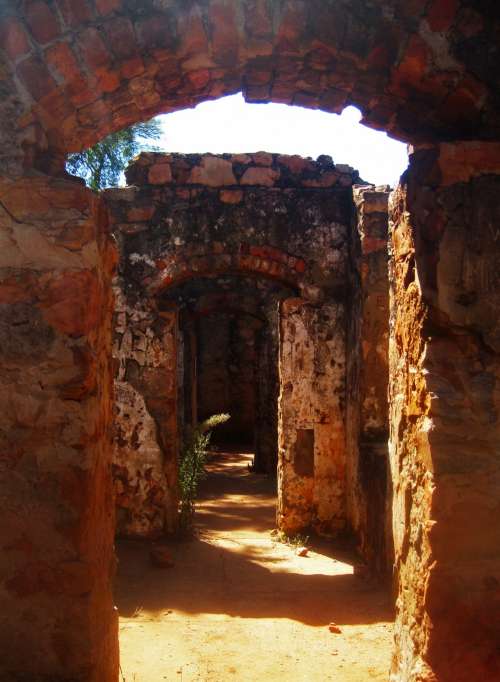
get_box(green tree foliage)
[178,414,230,533]
[66,118,162,191]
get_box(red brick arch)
[149,244,306,295]
[1,0,499,173]
[2,3,500,682]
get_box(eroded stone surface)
[278,298,346,536]
[0,175,118,681]
[346,185,392,574]
[389,144,500,682]
[106,152,354,539]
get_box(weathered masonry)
[1,2,500,682]
[107,151,374,541]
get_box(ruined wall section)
[278,298,346,536]
[0,175,118,681]
[112,288,178,538]
[347,186,391,574]
[106,152,356,538]
[389,144,500,682]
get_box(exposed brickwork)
[2,1,500,174]
[0,2,499,681]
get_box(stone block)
[240,166,280,186]
[188,156,236,186]
[25,0,61,45]
[0,16,31,61]
[148,163,172,185]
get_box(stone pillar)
[389,144,500,682]
[346,186,391,574]
[277,298,346,536]
[113,293,179,537]
[0,174,118,681]
[254,304,279,474]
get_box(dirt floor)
[116,452,394,681]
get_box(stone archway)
[1,3,500,681]
[108,150,353,541]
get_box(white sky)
[157,93,408,187]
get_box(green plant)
[66,118,162,190]
[178,413,230,533]
[271,529,310,550]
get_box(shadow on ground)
[115,452,393,628]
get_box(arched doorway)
[1,2,500,680]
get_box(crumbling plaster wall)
[278,298,347,536]
[389,143,500,682]
[106,151,357,539]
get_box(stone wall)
[112,290,178,538]
[278,298,346,536]
[196,311,261,447]
[0,175,118,681]
[106,151,356,538]
[346,186,391,574]
[2,2,500,680]
[389,143,500,682]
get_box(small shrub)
[271,529,310,550]
[178,413,230,533]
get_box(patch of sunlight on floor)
[116,451,393,682]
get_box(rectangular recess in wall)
[293,429,315,477]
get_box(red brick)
[77,26,111,69]
[186,69,211,90]
[391,35,430,93]
[44,42,81,84]
[244,0,273,38]
[0,16,31,61]
[220,189,243,204]
[95,0,121,16]
[456,8,483,38]
[245,68,272,86]
[136,13,175,51]
[103,16,137,60]
[37,89,72,122]
[149,163,172,185]
[95,67,121,93]
[178,6,209,56]
[67,75,100,107]
[55,0,93,27]
[208,1,239,64]
[126,206,155,221]
[17,56,57,100]
[426,0,458,33]
[293,91,319,109]
[24,1,61,45]
[276,2,307,52]
[121,56,145,79]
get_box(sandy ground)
[116,452,394,681]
